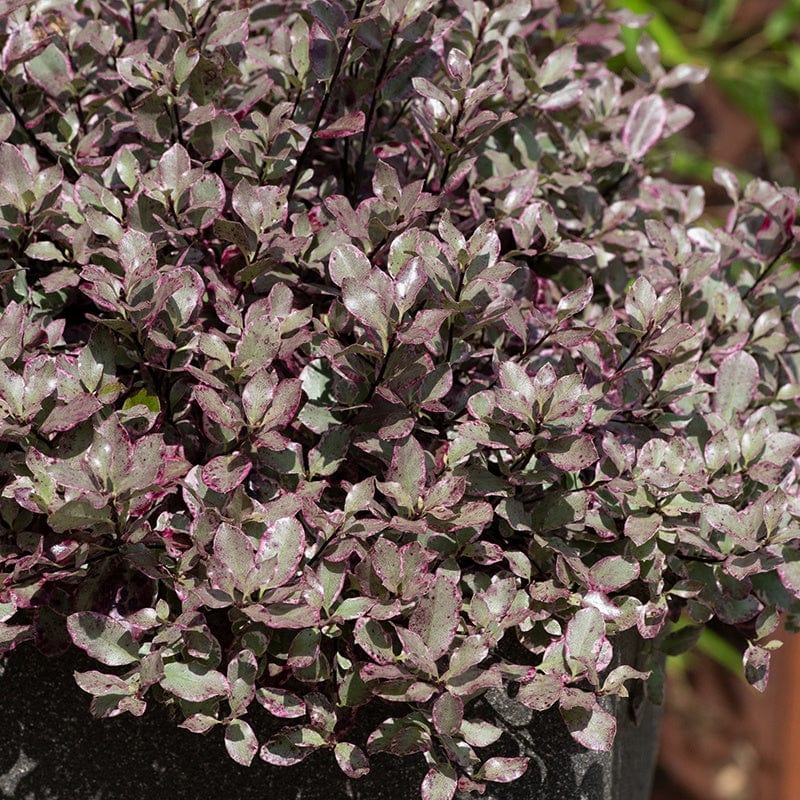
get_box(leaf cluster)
[1,1,800,797]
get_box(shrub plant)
[1,0,800,797]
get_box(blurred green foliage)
[609,0,800,185]
[665,617,746,676]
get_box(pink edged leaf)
[160,661,229,702]
[157,142,192,198]
[459,719,504,748]
[118,228,157,281]
[743,643,771,692]
[67,613,139,666]
[334,742,370,778]
[516,671,563,711]
[244,602,320,629]
[179,714,220,734]
[341,274,392,348]
[213,522,254,591]
[225,718,259,766]
[329,243,371,287]
[194,385,243,430]
[0,143,33,210]
[547,435,599,472]
[624,513,661,546]
[227,649,258,716]
[556,278,593,321]
[476,756,529,783]
[421,764,457,800]
[588,556,640,592]
[388,435,427,506]
[409,573,461,660]
[253,517,306,591]
[206,9,249,49]
[354,617,395,665]
[202,452,252,493]
[115,434,167,493]
[444,635,489,680]
[714,350,759,421]
[86,415,133,487]
[565,607,605,669]
[74,670,132,697]
[40,394,102,435]
[256,687,306,718]
[317,110,366,139]
[260,727,323,766]
[149,267,205,328]
[622,95,667,160]
[432,692,464,736]
[560,689,617,751]
[241,369,277,427]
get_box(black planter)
[0,643,661,800]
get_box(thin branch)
[0,83,80,181]
[350,23,399,204]
[285,0,367,214]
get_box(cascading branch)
[1,0,799,796]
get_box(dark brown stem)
[350,23,399,203]
[285,0,367,214]
[129,1,139,39]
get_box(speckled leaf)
[225,719,258,766]
[547,435,598,472]
[160,661,229,702]
[516,671,563,711]
[476,756,529,783]
[194,385,243,430]
[74,670,132,696]
[256,687,306,718]
[213,522,254,590]
[744,643,772,692]
[329,243,371,287]
[179,714,220,734]
[389,436,427,506]
[624,514,661,546]
[409,574,461,660]
[589,557,640,592]
[342,275,392,348]
[556,278,593,321]
[40,394,101,435]
[0,143,33,210]
[560,689,616,751]
[715,350,759,420]
[261,726,326,766]
[354,617,395,665]
[334,742,370,778]
[421,764,457,800]
[119,229,156,281]
[254,517,306,590]
[227,649,258,715]
[158,143,192,199]
[202,452,252,493]
[67,613,139,666]
[206,10,249,48]
[565,607,605,670]
[459,719,503,748]
[317,110,365,139]
[432,692,463,736]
